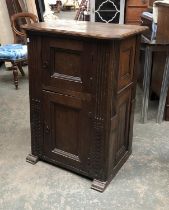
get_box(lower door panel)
[42,90,92,175]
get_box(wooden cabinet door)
[42,90,92,176]
[41,37,93,94]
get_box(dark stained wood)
[25,20,146,192]
[6,0,26,17]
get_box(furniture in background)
[24,20,146,192]
[6,0,27,17]
[6,0,44,23]
[125,0,149,25]
[140,2,169,123]
[49,1,62,13]
[11,12,38,44]
[75,0,89,21]
[0,44,27,88]
[140,11,153,39]
[154,2,169,43]
[148,0,156,8]
[6,0,28,44]
[0,12,38,89]
[0,44,4,67]
[150,50,169,121]
[140,38,169,123]
[63,0,76,11]
[90,0,156,25]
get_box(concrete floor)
[0,64,169,210]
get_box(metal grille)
[95,0,120,23]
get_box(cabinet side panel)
[118,36,136,90]
[128,35,141,149]
[108,36,139,178]
[28,34,43,157]
[106,41,120,177]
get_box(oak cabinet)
[24,20,146,192]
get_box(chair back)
[11,12,38,44]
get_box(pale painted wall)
[0,0,14,44]
[0,0,38,45]
[26,0,38,16]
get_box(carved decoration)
[30,99,42,156]
[89,41,111,180]
[52,148,80,162]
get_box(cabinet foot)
[26,154,39,165]
[91,179,108,192]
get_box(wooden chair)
[0,12,38,89]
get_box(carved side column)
[90,40,112,192]
[26,34,43,164]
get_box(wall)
[0,0,13,44]
[26,0,38,16]
[0,0,38,45]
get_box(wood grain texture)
[156,4,169,44]
[22,19,147,40]
[26,22,145,192]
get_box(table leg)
[157,54,169,123]
[141,46,152,123]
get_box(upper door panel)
[41,37,94,95]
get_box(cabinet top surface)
[23,19,147,40]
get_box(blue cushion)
[0,44,27,61]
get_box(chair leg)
[18,62,25,76]
[141,46,152,123]
[157,54,169,123]
[12,65,18,89]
